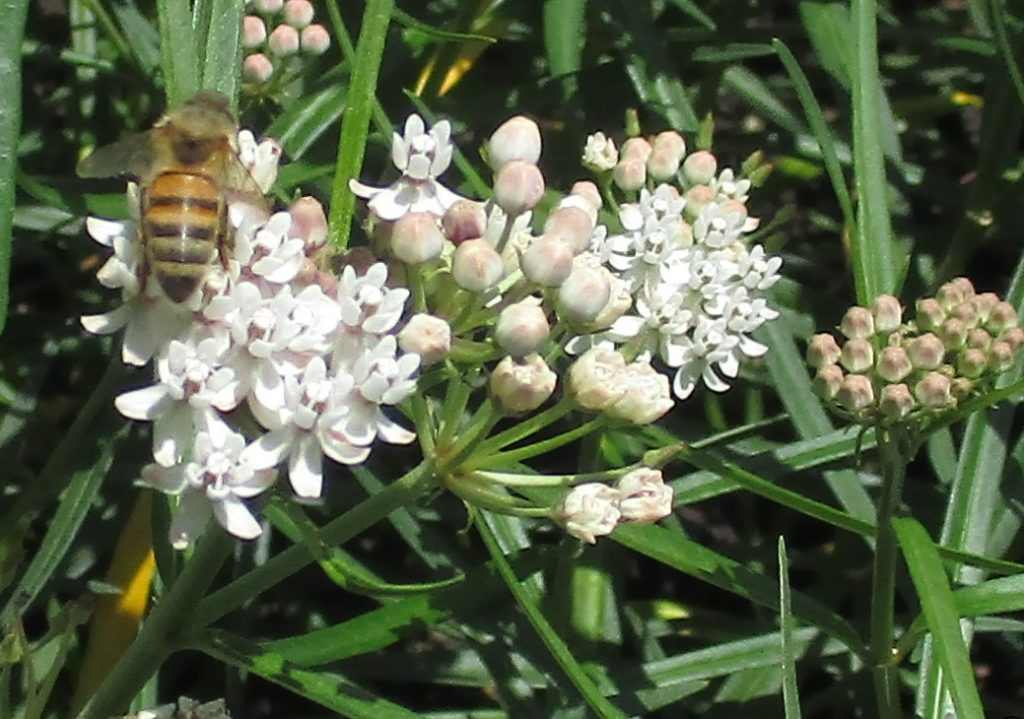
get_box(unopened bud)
[243,15,267,48]
[938,318,968,349]
[836,374,875,413]
[588,276,632,330]
[268,24,300,56]
[570,181,602,212]
[495,302,550,357]
[616,468,673,523]
[907,333,945,370]
[543,205,594,255]
[288,196,328,252]
[605,361,674,425]
[877,346,912,382]
[916,298,946,332]
[682,184,715,221]
[242,53,274,83]
[521,236,574,287]
[813,364,844,400]
[972,292,1000,322]
[582,132,618,172]
[254,0,283,12]
[300,24,331,55]
[442,200,487,245]
[620,136,652,162]
[951,377,974,400]
[569,347,627,410]
[398,313,451,364]
[1002,326,1024,350]
[989,341,1015,373]
[558,483,621,544]
[558,266,612,323]
[879,383,915,422]
[986,301,1019,335]
[840,338,874,373]
[806,333,842,369]
[612,158,646,191]
[452,238,503,292]
[957,347,988,378]
[936,278,970,311]
[490,354,557,414]
[647,131,685,180]
[391,212,445,265]
[915,372,954,410]
[966,328,992,351]
[682,150,718,185]
[488,116,542,171]
[871,294,903,334]
[840,306,875,339]
[493,160,545,215]
[283,0,314,27]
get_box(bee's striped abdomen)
[143,171,224,302]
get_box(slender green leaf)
[268,84,348,160]
[199,0,243,101]
[991,0,1024,106]
[664,0,715,30]
[0,0,28,339]
[778,538,802,719]
[543,0,586,76]
[157,0,199,104]
[798,2,851,88]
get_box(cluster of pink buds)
[242,0,330,89]
[808,278,1023,424]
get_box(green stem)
[463,416,604,472]
[190,460,436,628]
[869,428,908,719]
[77,528,234,719]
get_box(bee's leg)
[217,206,231,269]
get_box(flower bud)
[682,150,718,185]
[915,298,946,332]
[938,318,967,350]
[283,0,314,27]
[243,15,267,48]
[966,328,992,351]
[1002,326,1024,351]
[452,238,503,292]
[493,160,545,215]
[300,24,331,55]
[840,338,874,373]
[558,266,612,323]
[543,205,594,255]
[806,333,842,369]
[490,354,557,415]
[589,277,632,330]
[972,292,1000,322]
[951,377,974,400]
[647,131,686,181]
[288,196,328,252]
[836,374,875,412]
[605,361,674,425]
[495,301,550,357]
[813,364,844,400]
[617,468,673,523]
[442,200,487,245]
[521,236,574,288]
[937,277,975,309]
[570,180,602,212]
[620,136,652,162]
[558,483,621,544]
[988,341,1015,373]
[957,347,988,378]
[877,346,912,383]
[254,0,283,12]
[582,132,617,172]
[879,383,915,422]
[914,372,954,410]
[242,53,274,83]
[487,116,542,171]
[268,24,300,56]
[840,306,875,339]
[907,333,945,370]
[986,301,1019,335]
[398,313,451,365]
[612,158,646,191]
[682,184,715,221]
[569,347,627,410]
[871,294,903,334]
[391,212,445,265]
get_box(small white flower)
[333,263,410,365]
[616,468,674,522]
[237,129,283,194]
[558,483,621,544]
[143,417,276,548]
[709,167,751,203]
[692,202,747,249]
[349,114,464,220]
[246,211,307,284]
[582,132,618,172]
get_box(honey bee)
[77,91,267,302]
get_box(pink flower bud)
[879,383,915,422]
[283,0,314,27]
[682,184,715,221]
[590,277,632,330]
[493,160,545,215]
[871,294,903,334]
[288,196,328,252]
[813,364,844,401]
[972,292,1000,322]
[521,236,574,288]
[840,306,875,339]
[620,137,652,162]
[570,180,602,212]
[916,298,946,332]
[391,212,445,265]
[558,483,621,544]
[558,265,611,323]
[242,53,274,83]
[242,15,267,48]
[914,372,954,410]
[986,301,1019,335]
[988,341,1015,373]
[487,116,542,172]
[442,200,487,245]
[254,0,283,12]
[936,277,974,310]
[490,354,557,415]
[806,333,842,369]
[616,468,673,523]
[836,374,875,412]
[268,24,300,56]
[399,313,451,364]
[495,301,550,357]
[966,328,992,351]
[951,377,974,400]
[907,333,945,370]
[647,145,683,181]
[1002,326,1024,350]
[876,346,912,383]
[612,158,646,191]
[682,150,718,185]
[605,361,674,425]
[938,318,967,349]
[300,24,331,55]
[543,205,594,255]
[452,238,503,292]
[568,347,627,411]
[840,338,874,373]
[957,347,988,378]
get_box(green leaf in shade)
[778,538,803,719]
[798,2,851,88]
[664,0,715,30]
[157,0,199,104]
[894,517,986,719]
[722,65,805,137]
[199,0,243,102]
[543,0,586,76]
[991,1,1024,107]
[268,84,348,160]
[0,0,29,339]
[849,0,897,302]
[692,44,775,63]
[200,630,422,719]
[109,0,161,73]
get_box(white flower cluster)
[82,131,420,548]
[557,468,674,544]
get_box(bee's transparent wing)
[76,131,158,180]
[222,144,272,209]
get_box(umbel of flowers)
[241,0,330,90]
[807,277,1024,426]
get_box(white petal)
[672,366,698,400]
[241,427,295,470]
[170,492,212,550]
[376,413,416,445]
[115,385,170,420]
[85,216,128,247]
[232,468,277,498]
[141,464,187,495]
[213,497,263,540]
[152,404,196,467]
[367,187,408,222]
[348,178,385,199]
[320,428,370,465]
[702,365,730,393]
[288,435,323,498]
[81,304,131,335]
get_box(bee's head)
[165,91,239,164]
